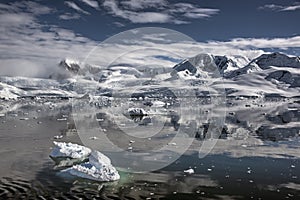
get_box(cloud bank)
[102,0,219,24]
[0,1,299,78]
[259,2,300,12]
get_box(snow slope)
[0,52,299,99]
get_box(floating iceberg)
[184,168,195,174]
[50,142,120,182]
[65,151,120,182]
[151,100,165,108]
[49,141,91,167]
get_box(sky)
[0,0,299,77]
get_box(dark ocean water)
[0,98,299,199]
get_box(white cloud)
[65,1,90,15]
[259,2,300,12]
[0,13,34,27]
[170,3,219,18]
[281,4,300,11]
[11,1,54,15]
[113,21,125,27]
[59,13,81,20]
[0,1,96,77]
[79,0,99,9]
[129,12,171,23]
[103,0,170,23]
[120,0,167,10]
[0,1,299,78]
[207,36,300,49]
[102,0,219,24]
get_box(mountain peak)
[253,52,300,69]
[59,58,81,74]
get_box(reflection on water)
[0,97,299,199]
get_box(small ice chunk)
[207,168,212,172]
[184,168,195,174]
[54,135,63,139]
[152,101,165,108]
[50,142,91,159]
[57,118,67,121]
[127,108,147,116]
[19,118,29,120]
[66,150,120,182]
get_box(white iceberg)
[49,142,92,167]
[152,100,165,108]
[49,142,120,182]
[184,168,195,174]
[65,150,120,182]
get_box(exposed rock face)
[59,59,81,74]
[266,70,293,84]
[253,52,300,69]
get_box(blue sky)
[39,0,300,41]
[0,0,299,77]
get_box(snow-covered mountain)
[50,58,103,81]
[0,52,299,100]
[213,55,250,76]
[253,52,300,69]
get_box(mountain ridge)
[0,52,299,100]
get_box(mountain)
[59,58,81,73]
[50,58,103,80]
[169,52,300,97]
[253,52,300,69]
[0,52,299,100]
[213,55,250,76]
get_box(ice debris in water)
[50,142,120,182]
[184,168,195,174]
[151,100,165,107]
[127,108,148,116]
[65,150,120,182]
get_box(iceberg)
[50,142,120,182]
[65,151,120,182]
[49,141,92,167]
